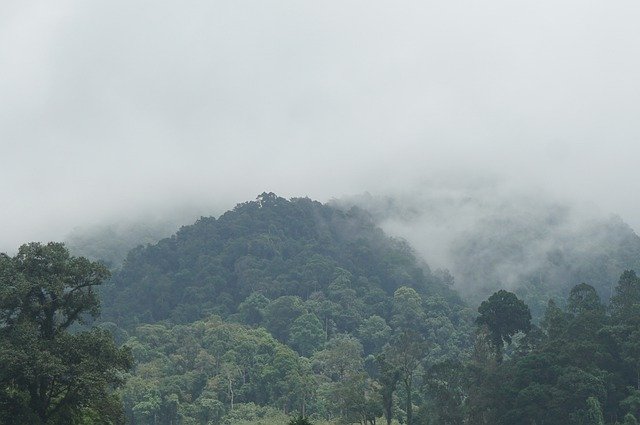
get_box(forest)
[3,193,640,425]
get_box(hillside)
[6,193,640,424]
[101,193,463,329]
[95,193,473,423]
[338,190,640,317]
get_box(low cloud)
[2,0,640,252]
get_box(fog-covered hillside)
[65,187,640,319]
[337,188,640,316]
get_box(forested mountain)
[68,188,640,320]
[101,193,462,329]
[6,193,640,424]
[95,193,473,424]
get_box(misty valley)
[2,192,640,425]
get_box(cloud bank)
[2,0,640,251]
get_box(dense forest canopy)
[3,193,640,424]
[101,193,463,329]
[0,243,132,424]
[96,193,474,424]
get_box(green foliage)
[68,194,640,425]
[357,315,391,355]
[221,403,288,424]
[568,283,605,315]
[289,313,324,357]
[586,396,605,425]
[0,243,132,424]
[119,316,309,424]
[611,270,640,321]
[476,290,531,358]
[96,194,471,424]
[463,273,640,425]
[102,194,461,329]
[288,416,314,425]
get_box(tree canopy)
[476,289,531,358]
[0,242,132,424]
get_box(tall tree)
[567,283,605,316]
[610,271,640,391]
[476,290,531,360]
[388,287,428,425]
[0,242,132,424]
[611,270,640,321]
[288,313,324,357]
[585,396,605,425]
[374,353,400,425]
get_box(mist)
[335,181,640,312]
[2,0,640,253]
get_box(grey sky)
[1,0,640,252]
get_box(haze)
[2,0,640,253]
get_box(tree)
[476,290,531,359]
[238,292,270,325]
[609,271,640,392]
[357,315,391,355]
[387,287,428,425]
[585,396,604,425]
[423,360,466,425]
[0,242,132,424]
[611,270,640,321]
[263,296,306,342]
[375,353,400,425]
[390,286,425,332]
[312,335,365,421]
[386,332,426,425]
[288,416,314,425]
[567,283,604,316]
[289,313,324,357]
[540,299,567,340]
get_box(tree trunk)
[405,376,413,425]
[229,378,234,410]
[384,397,392,425]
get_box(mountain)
[96,193,472,424]
[39,191,640,424]
[101,193,464,333]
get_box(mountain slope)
[337,190,640,317]
[101,193,462,330]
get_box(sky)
[1,0,640,252]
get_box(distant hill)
[338,190,640,317]
[100,193,463,331]
[65,219,180,269]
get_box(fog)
[2,0,640,253]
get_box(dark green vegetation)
[4,193,640,424]
[101,193,463,327]
[0,243,132,424]
[463,271,640,425]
